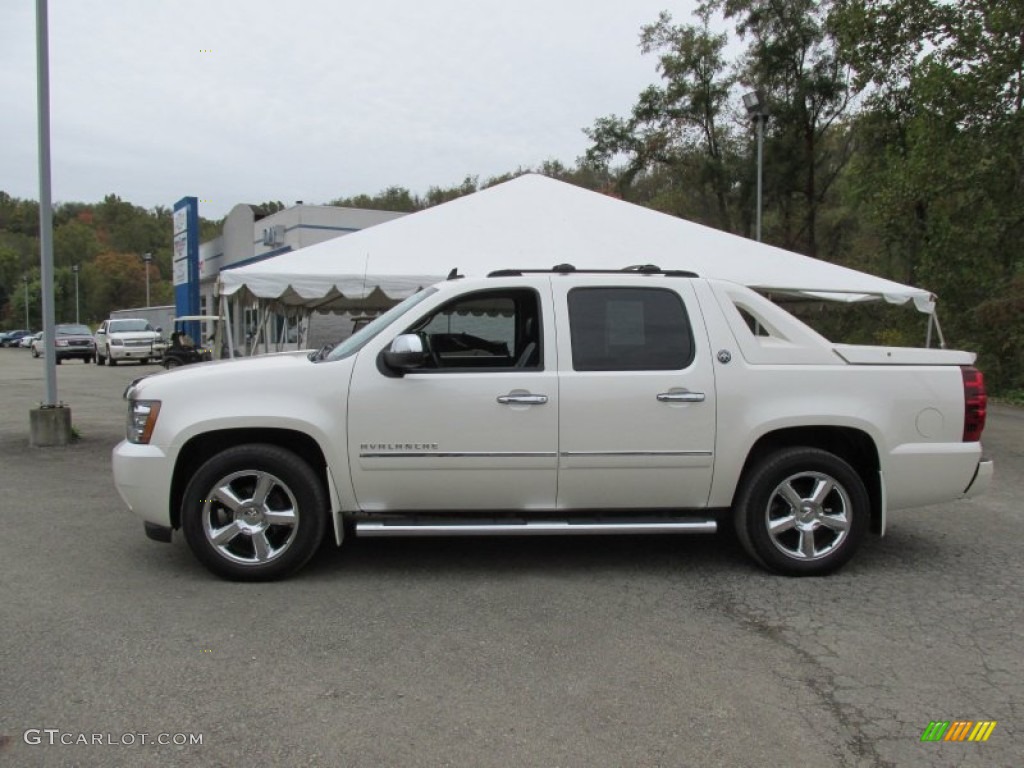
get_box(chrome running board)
[355,518,717,538]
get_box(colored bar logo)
[920,721,997,742]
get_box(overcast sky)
[2,0,702,219]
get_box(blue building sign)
[172,197,200,341]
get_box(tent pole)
[248,302,260,356]
[255,304,270,355]
[925,314,933,348]
[252,302,263,356]
[221,294,236,358]
[932,310,947,349]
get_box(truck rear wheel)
[181,444,327,581]
[735,447,868,576]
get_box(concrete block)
[29,405,73,447]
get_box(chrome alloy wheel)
[765,471,851,561]
[202,470,299,565]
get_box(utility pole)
[72,264,80,323]
[743,90,770,242]
[30,0,71,446]
[143,252,152,306]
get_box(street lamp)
[142,252,152,307]
[743,90,770,242]
[72,264,80,323]
[23,275,30,329]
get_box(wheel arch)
[733,426,883,535]
[170,428,331,531]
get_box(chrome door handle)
[497,393,548,405]
[657,391,705,403]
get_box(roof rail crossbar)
[487,266,699,278]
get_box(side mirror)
[382,333,427,373]
[155,327,163,334]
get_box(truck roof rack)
[487,264,699,278]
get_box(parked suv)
[95,318,162,365]
[32,323,96,363]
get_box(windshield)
[57,324,91,335]
[322,288,438,362]
[109,320,154,333]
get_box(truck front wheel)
[181,444,328,581]
[735,447,868,576]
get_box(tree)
[701,0,855,256]
[54,220,102,268]
[586,9,740,230]
[82,252,147,321]
[330,187,419,212]
[833,0,1024,388]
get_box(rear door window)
[568,287,694,371]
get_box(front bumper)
[112,439,176,527]
[55,346,95,359]
[109,345,157,360]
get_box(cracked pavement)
[0,350,1019,767]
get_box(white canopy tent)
[217,174,941,352]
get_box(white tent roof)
[219,174,935,314]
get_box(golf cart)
[161,315,222,369]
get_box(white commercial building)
[198,201,406,348]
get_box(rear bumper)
[963,459,994,499]
[884,442,989,510]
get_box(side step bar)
[356,518,717,538]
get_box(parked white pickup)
[95,317,163,366]
[112,269,992,580]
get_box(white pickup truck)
[112,267,992,580]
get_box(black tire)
[139,358,148,365]
[108,353,117,366]
[31,348,39,358]
[181,444,328,581]
[164,358,181,369]
[734,447,869,576]
[55,358,62,365]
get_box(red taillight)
[961,366,987,442]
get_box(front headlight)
[126,399,161,444]
[111,338,125,346]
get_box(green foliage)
[585,9,740,231]
[832,0,1024,389]
[330,187,420,213]
[0,193,211,328]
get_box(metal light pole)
[72,264,80,323]
[23,275,30,329]
[142,252,152,307]
[742,90,770,242]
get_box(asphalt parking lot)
[0,348,1020,767]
